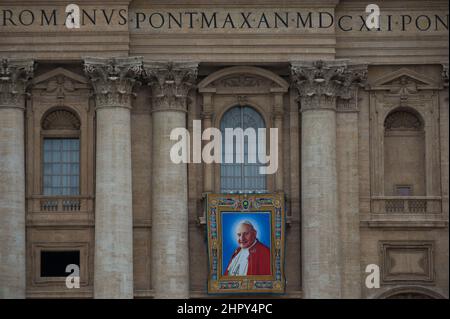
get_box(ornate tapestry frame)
[206,193,286,294]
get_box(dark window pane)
[40,251,80,277]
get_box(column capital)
[337,64,368,112]
[0,58,34,110]
[143,62,198,113]
[290,60,367,112]
[84,56,143,110]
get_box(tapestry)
[206,193,286,294]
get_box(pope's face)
[236,224,256,249]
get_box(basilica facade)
[0,0,448,299]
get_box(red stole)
[225,240,271,276]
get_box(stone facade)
[0,0,448,299]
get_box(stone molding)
[143,61,198,113]
[0,58,34,109]
[442,63,449,88]
[83,56,143,110]
[379,241,435,284]
[368,67,441,109]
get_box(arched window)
[41,109,81,196]
[384,108,425,196]
[220,106,266,193]
[378,286,445,299]
[387,292,433,299]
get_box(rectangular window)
[395,185,413,196]
[220,106,267,193]
[43,138,80,196]
[40,251,80,277]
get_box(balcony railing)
[371,196,442,214]
[28,195,93,213]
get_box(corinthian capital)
[337,64,368,112]
[143,62,198,113]
[291,60,347,111]
[84,56,143,109]
[0,58,34,109]
[291,60,367,112]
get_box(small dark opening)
[40,251,80,277]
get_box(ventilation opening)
[40,251,80,277]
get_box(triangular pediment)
[32,67,88,91]
[370,68,439,90]
[198,66,289,93]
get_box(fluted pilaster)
[0,58,34,298]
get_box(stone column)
[0,59,33,299]
[440,64,449,218]
[144,62,198,299]
[336,65,367,298]
[272,93,284,192]
[201,92,214,193]
[84,57,143,299]
[291,60,350,298]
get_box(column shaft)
[151,111,189,298]
[202,115,214,193]
[337,111,361,298]
[274,115,283,192]
[145,62,198,299]
[0,58,33,299]
[94,107,133,298]
[291,60,366,298]
[301,109,340,298]
[273,93,284,192]
[0,108,26,298]
[84,57,142,299]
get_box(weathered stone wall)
[0,0,447,299]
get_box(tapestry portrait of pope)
[223,219,272,276]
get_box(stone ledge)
[189,290,303,299]
[360,220,448,228]
[26,214,94,227]
[26,288,93,299]
[134,289,303,298]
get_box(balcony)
[372,196,441,214]
[27,195,94,226]
[364,196,447,228]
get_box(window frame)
[41,135,81,196]
[40,115,81,197]
[219,105,267,194]
[33,242,89,286]
[395,184,414,196]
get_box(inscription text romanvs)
[0,7,448,32]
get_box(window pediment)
[198,66,289,94]
[32,67,89,92]
[369,68,439,91]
